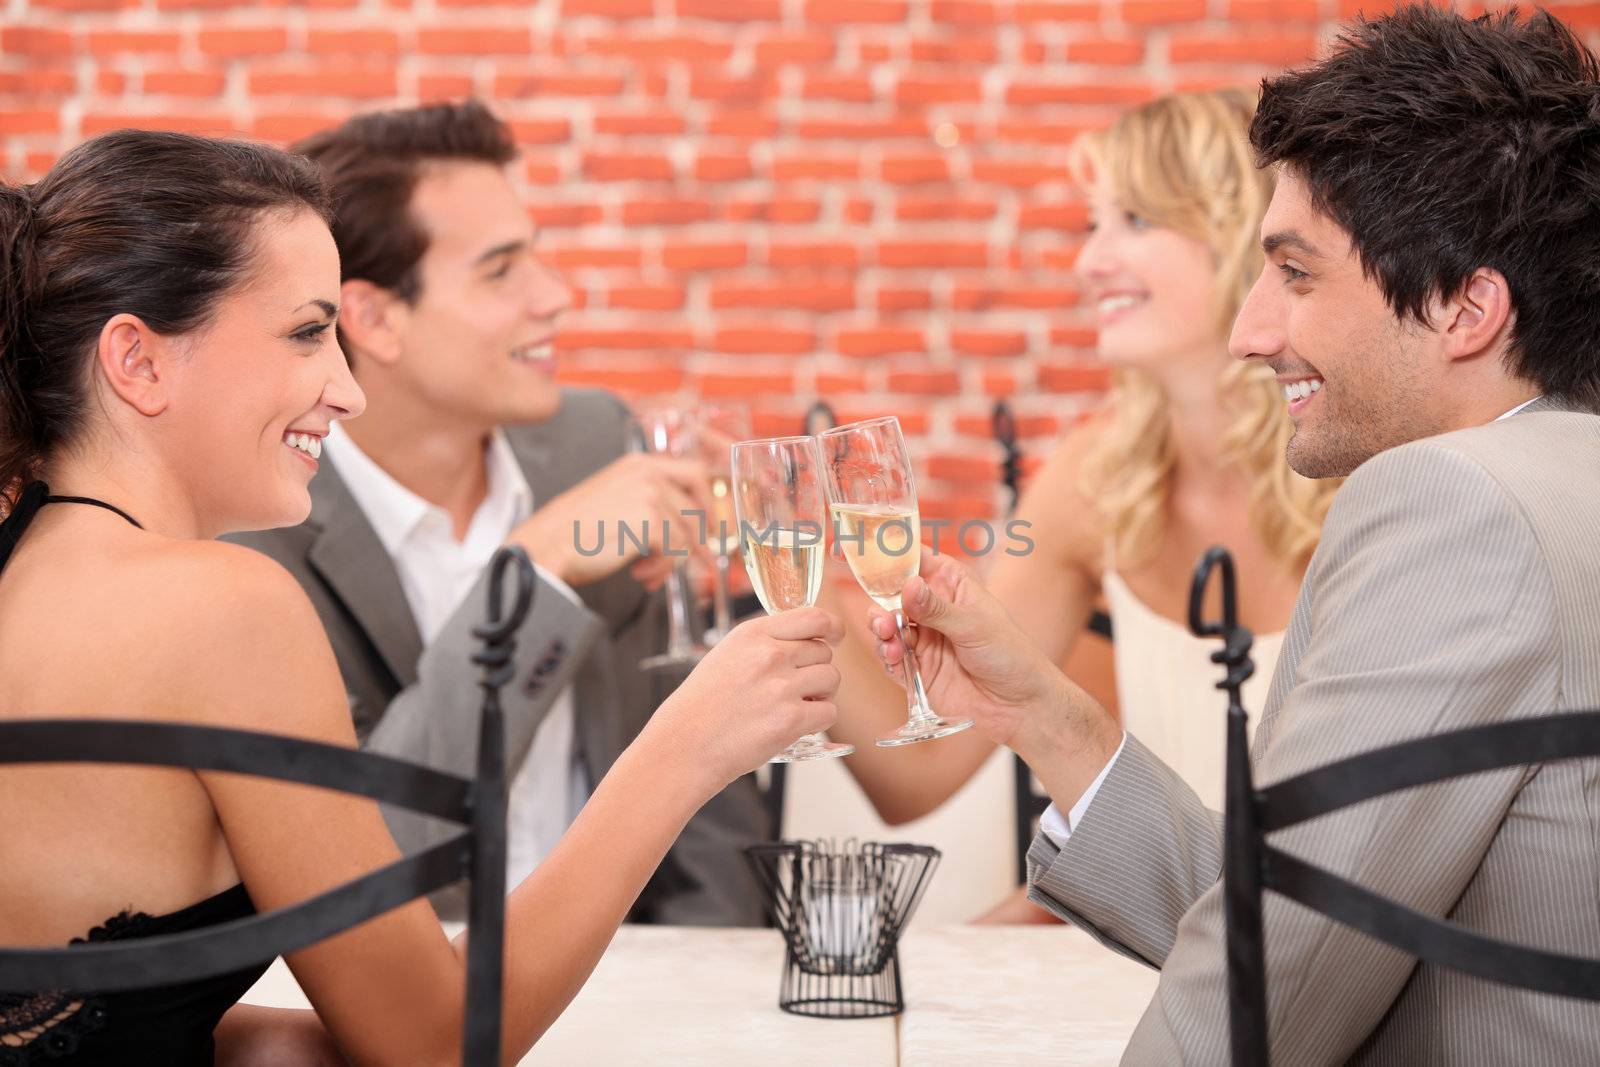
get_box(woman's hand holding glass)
[645,608,845,784]
[732,435,855,762]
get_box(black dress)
[0,887,267,1066]
[0,482,271,1065]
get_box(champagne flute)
[695,403,751,646]
[635,407,709,674]
[732,435,854,763]
[817,416,974,747]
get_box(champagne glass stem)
[665,563,695,656]
[709,553,733,643]
[893,609,940,726]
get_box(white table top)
[243,921,1156,1064]
[899,925,1159,1066]
[528,925,897,1065]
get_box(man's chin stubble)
[1286,432,1365,480]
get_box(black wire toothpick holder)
[744,839,940,1019]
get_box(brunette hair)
[0,130,330,506]
[1252,5,1600,408]
[292,99,518,353]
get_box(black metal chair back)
[803,400,838,439]
[1187,546,1262,1065]
[994,400,1111,883]
[994,400,1050,884]
[992,400,1022,517]
[1189,545,1600,1067]
[993,401,1036,882]
[998,400,1116,883]
[0,545,535,1066]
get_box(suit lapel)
[504,414,654,780]
[305,462,425,688]
[505,422,557,496]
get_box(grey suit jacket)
[229,388,768,926]
[1028,397,1600,1064]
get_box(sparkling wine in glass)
[634,407,709,674]
[818,416,974,747]
[827,502,920,608]
[732,435,854,763]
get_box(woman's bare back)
[0,507,241,947]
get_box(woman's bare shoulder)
[122,538,313,623]
[110,540,349,737]
[1012,413,1112,570]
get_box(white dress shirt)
[324,423,587,886]
[1039,394,1544,846]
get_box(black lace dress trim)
[0,885,263,1065]
[0,992,106,1064]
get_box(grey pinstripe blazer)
[1027,397,1600,1065]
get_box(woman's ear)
[94,313,171,417]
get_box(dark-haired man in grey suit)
[867,7,1600,1063]
[230,101,768,926]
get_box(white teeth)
[1282,378,1324,403]
[510,343,554,363]
[284,432,321,459]
[1097,294,1141,315]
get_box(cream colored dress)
[1101,568,1283,810]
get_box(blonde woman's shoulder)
[1011,412,1113,575]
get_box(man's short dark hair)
[1251,5,1600,408]
[293,100,517,352]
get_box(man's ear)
[338,279,407,366]
[94,313,171,417]
[1438,267,1514,366]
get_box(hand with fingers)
[866,554,1120,769]
[508,452,717,588]
[645,606,845,785]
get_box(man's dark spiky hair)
[1252,5,1600,407]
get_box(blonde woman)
[825,89,1339,915]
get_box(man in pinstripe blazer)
[869,7,1600,1063]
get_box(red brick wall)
[4,1,1598,521]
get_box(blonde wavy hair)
[1071,88,1338,575]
